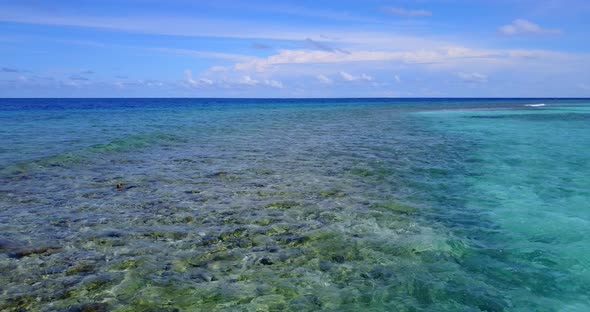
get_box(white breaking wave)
[525,103,546,107]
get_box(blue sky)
[1,0,590,97]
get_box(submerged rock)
[368,265,395,280]
[188,268,217,282]
[67,302,110,312]
[208,171,240,181]
[372,201,417,214]
[81,273,122,292]
[319,189,347,198]
[208,171,228,178]
[66,262,96,276]
[218,227,247,241]
[331,255,346,263]
[8,245,61,259]
[264,201,299,210]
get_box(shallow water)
[0,98,588,311]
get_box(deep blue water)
[1,98,589,311]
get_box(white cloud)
[114,79,166,89]
[384,7,432,17]
[339,71,355,81]
[234,49,416,72]
[264,79,284,88]
[498,19,560,36]
[156,48,254,62]
[184,69,214,87]
[394,75,401,83]
[238,75,283,88]
[198,78,214,85]
[183,71,285,90]
[457,72,488,83]
[239,75,258,86]
[232,46,573,73]
[339,71,373,82]
[359,73,373,81]
[316,74,333,84]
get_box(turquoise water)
[0,99,589,311]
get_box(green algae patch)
[313,237,365,263]
[255,190,293,198]
[253,168,275,175]
[170,215,194,224]
[319,189,347,198]
[218,227,248,241]
[372,201,418,214]
[264,201,300,210]
[254,217,273,226]
[68,303,110,312]
[348,168,374,177]
[8,245,61,259]
[348,167,394,181]
[265,224,292,236]
[66,262,96,276]
[141,230,187,241]
[107,258,145,271]
[249,294,287,310]
[58,274,124,304]
[221,216,247,225]
[88,237,126,247]
[0,295,38,312]
[304,229,339,242]
[209,171,241,181]
[318,211,343,223]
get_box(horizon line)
[1,97,590,100]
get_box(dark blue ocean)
[1,98,589,311]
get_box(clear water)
[0,98,589,311]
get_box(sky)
[1,0,590,97]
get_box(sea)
[0,98,589,311]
